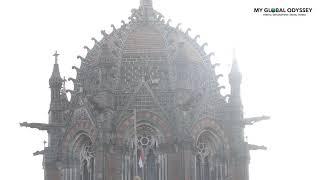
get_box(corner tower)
[47,51,67,180]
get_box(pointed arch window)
[122,124,167,180]
[80,143,95,180]
[195,131,228,180]
[64,134,95,180]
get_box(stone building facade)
[21,0,268,180]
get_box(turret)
[48,51,64,146]
[227,51,249,180]
[45,51,65,180]
[19,51,67,180]
[227,50,244,126]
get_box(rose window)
[138,134,153,149]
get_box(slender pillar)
[200,159,205,180]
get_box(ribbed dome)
[123,25,166,55]
[76,5,216,94]
[174,41,203,62]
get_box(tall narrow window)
[146,149,157,180]
[196,155,201,180]
[80,144,95,180]
[122,124,167,180]
[195,131,228,180]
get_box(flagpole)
[134,109,138,177]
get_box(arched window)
[122,124,167,180]
[146,149,157,180]
[65,133,95,180]
[195,131,228,180]
[80,143,95,180]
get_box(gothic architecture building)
[21,1,268,180]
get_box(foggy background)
[0,0,319,179]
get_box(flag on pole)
[138,149,144,168]
[133,109,139,175]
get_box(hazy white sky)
[0,0,319,179]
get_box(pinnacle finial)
[140,0,153,9]
[62,77,67,91]
[233,48,236,61]
[53,51,60,64]
[229,48,242,99]
[231,48,240,74]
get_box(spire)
[230,59,241,78]
[49,51,63,88]
[228,49,242,105]
[229,49,242,84]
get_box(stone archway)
[72,133,95,180]
[60,132,96,180]
[192,118,230,180]
[117,111,171,180]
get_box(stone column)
[44,162,61,180]
[105,147,122,180]
[200,158,207,180]
[167,153,180,180]
[181,141,194,180]
[95,143,104,180]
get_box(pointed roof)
[230,59,240,74]
[229,49,242,83]
[49,51,63,88]
[228,49,243,106]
